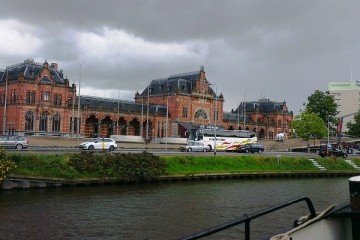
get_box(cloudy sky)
[1,1,359,114]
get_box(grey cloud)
[2,0,360,113]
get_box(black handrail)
[179,197,317,240]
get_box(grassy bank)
[163,155,357,174]
[2,151,360,183]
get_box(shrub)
[68,151,167,182]
[0,148,16,183]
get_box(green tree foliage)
[347,111,360,137]
[292,111,327,141]
[305,90,338,123]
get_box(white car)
[79,138,118,151]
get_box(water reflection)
[0,177,350,239]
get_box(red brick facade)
[0,60,293,141]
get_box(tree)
[292,111,327,143]
[305,90,338,124]
[347,111,360,137]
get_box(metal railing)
[179,197,317,240]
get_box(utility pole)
[165,83,169,150]
[117,91,120,135]
[146,81,150,144]
[214,86,217,156]
[243,91,246,130]
[76,63,81,141]
[2,68,8,135]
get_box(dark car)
[319,145,348,158]
[237,143,264,153]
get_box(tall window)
[52,94,62,106]
[31,92,36,103]
[26,91,31,104]
[68,97,73,107]
[25,111,34,131]
[0,93,4,104]
[214,110,219,121]
[182,106,188,118]
[39,113,48,131]
[57,95,62,106]
[10,91,17,103]
[53,94,58,105]
[52,113,61,132]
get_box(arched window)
[52,113,61,132]
[39,112,48,131]
[25,111,34,131]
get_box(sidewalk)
[26,136,181,149]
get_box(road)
[6,144,324,158]
[4,136,357,158]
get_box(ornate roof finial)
[200,65,204,71]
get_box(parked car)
[236,143,264,153]
[319,145,348,158]
[179,142,210,152]
[0,136,29,149]
[79,138,118,151]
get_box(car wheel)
[109,145,115,151]
[203,148,207,152]
[88,145,94,150]
[343,154,348,158]
[245,149,249,153]
[258,149,262,154]
[15,144,23,149]
[187,148,192,152]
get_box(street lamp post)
[165,85,169,150]
[2,68,8,135]
[76,63,81,141]
[214,86,217,156]
[146,81,150,144]
[141,95,144,138]
[71,81,75,137]
[327,118,330,145]
[117,91,120,135]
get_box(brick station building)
[0,59,292,141]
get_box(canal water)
[0,177,351,239]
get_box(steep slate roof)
[223,112,252,123]
[76,95,167,116]
[139,70,217,98]
[224,98,291,123]
[234,98,289,114]
[0,59,66,84]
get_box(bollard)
[349,176,360,239]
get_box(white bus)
[188,128,257,151]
